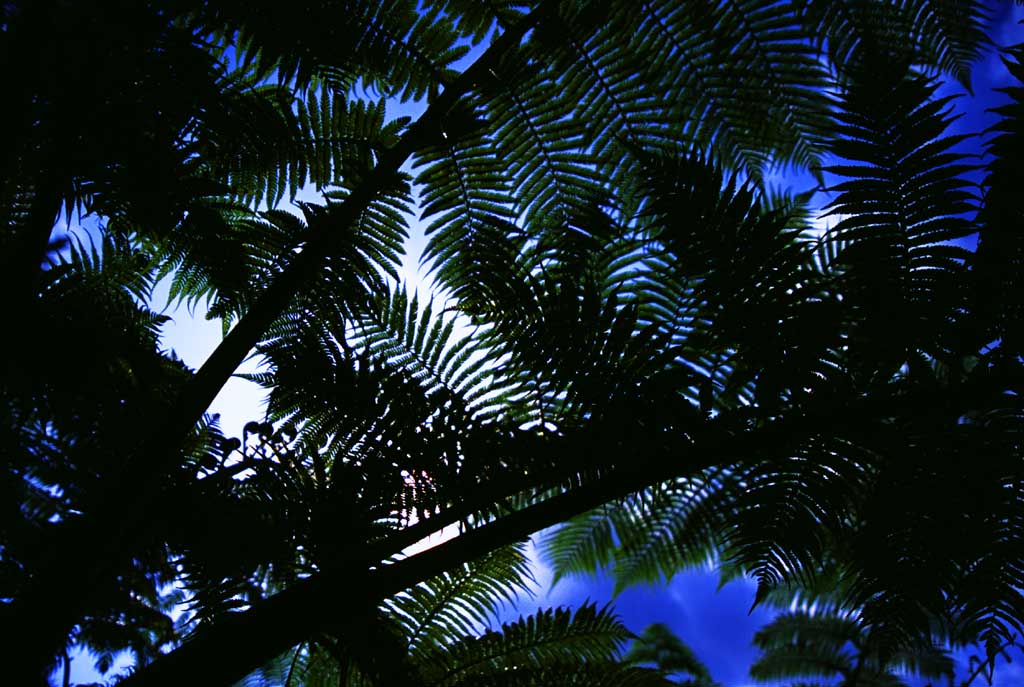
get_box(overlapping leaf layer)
[1,1,1019,685]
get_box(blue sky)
[523,541,777,687]
[58,3,1024,685]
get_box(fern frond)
[195,0,463,100]
[749,609,953,686]
[612,0,832,178]
[972,38,1024,359]
[609,472,733,592]
[478,49,608,231]
[626,622,714,686]
[419,604,632,687]
[821,57,978,375]
[349,286,513,422]
[201,78,410,209]
[538,506,618,586]
[415,98,518,303]
[639,150,836,412]
[796,0,991,89]
[385,543,535,659]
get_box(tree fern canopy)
[1,1,1022,685]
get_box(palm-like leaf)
[540,470,730,592]
[534,62,1019,649]
[534,151,848,593]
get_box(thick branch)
[4,4,554,681]
[120,432,691,687]
[119,381,995,686]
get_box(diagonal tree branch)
[4,4,559,682]
[119,385,942,687]
[119,427,700,687]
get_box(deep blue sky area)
[58,3,1024,686]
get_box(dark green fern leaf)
[973,37,1024,360]
[821,57,978,379]
[418,604,632,687]
[385,543,535,659]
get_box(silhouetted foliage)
[1,1,1022,686]
[750,608,953,687]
